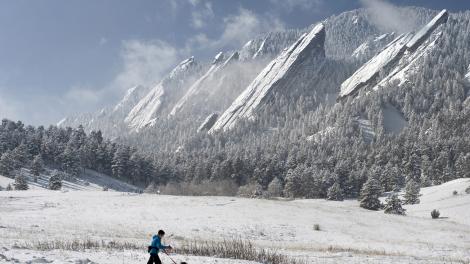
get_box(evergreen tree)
[327,182,344,201]
[14,174,29,190]
[111,146,129,179]
[403,179,420,204]
[284,168,302,198]
[48,171,62,190]
[0,151,15,176]
[31,155,44,177]
[384,194,406,215]
[6,184,13,191]
[359,177,382,210]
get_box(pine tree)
[284,168,301,198]
[0,151,15,177]
[14,174,29,190]
[359,177,382,210]
[48,171,62,190]
[6,184,13,191]
[384,194,406,215]
[327,182,344,201]
[403,179,420,204]
[31,155,44,177]
[112,146,129,179]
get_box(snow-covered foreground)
[1,178,469,264]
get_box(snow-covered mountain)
[339,10,448,99]
[58,6,441,140]
[169,52,233,116]
[125,57,200,131]
[210,23,326,132]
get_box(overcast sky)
[0,0,469,126]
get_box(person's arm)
[156,237,171,250]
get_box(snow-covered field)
[0,178,469,264]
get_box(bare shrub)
[313,224,321,231]
[20,238,307,264]
[177,239,307,264]
[431,209,440,219]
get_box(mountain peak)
[210,23,326,132]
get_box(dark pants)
[147,254,162,264]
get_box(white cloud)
[190,1,214,29]
[186,8,285,52]
[269,0,323,12]
[360,0,418,33]
[114,39,179,90]
[64,85,102,106]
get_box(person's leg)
[147,255,154,264]
[155,254,162,264]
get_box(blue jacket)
[149,235,170,255]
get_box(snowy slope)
[406,178,470,225]
[351,33,396,60]
[210,23,326,132]
[112,85,149,115]
[125,57,199,131]
[0,168,140,192]
[169,52,232,116]
[0,179,469,263]
[339,10,448,99]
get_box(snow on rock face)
[210,23,326,133]
[339,10,448,99]
[169,52,238,116]
[112,85,149,114]
[465,65,470,86]
[239,30,304,61]
[406,9,448,51]
[197,113,219,132]
[340,33,412,98]
[351,33,396,60]
[125,57,199,131]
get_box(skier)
[148,230,172,264]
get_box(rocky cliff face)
[339,10,448,99]
[125,57,200,131]
[210,23,326,132]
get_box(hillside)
[0,168,140,192]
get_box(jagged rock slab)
[339,10,448,99]
[125,57,199,131]
[340,33,412,98]
[406,9,448,50]
[112,85,149,115]
[210,23,325,133]
[169,52,239,116]
[197,113,219,132]
[373,32,441,90]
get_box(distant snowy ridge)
[169,52,237,116]
[339,10,448,99]
[125,57,199,131]
[210,23,326,132]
